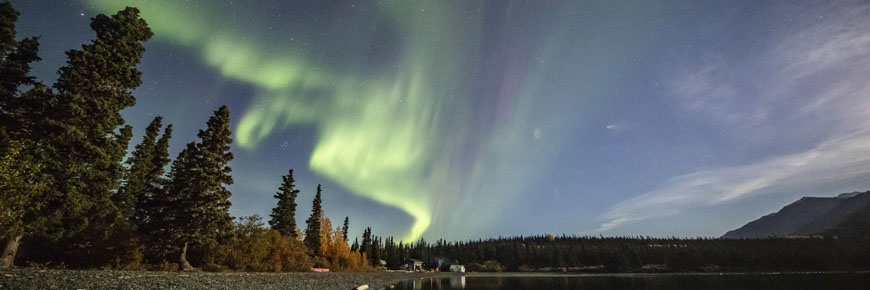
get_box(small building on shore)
[403,259,424,272]
[449,264,465,273]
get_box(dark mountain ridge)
[723,191,870,238]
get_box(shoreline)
[0,269,452,290]
[459,270,870,277]
[2,269,869,290]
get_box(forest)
[2,2,869,273]
[356,234,870,273]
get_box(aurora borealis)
[12,0,870,240]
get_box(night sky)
[10,0,870,241]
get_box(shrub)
[266,230,312,271]
[217,215,312,272]
[480,260,505,272]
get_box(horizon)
[9,0,870,242]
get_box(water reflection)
[391,273,870,290]
[398,276,466,290]
[450,276,465,289]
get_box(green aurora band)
[85,0,475,241]
[85,0,655,241]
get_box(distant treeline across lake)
[361,235,870,273]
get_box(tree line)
[0,3,369,271]
[355,233,870,273]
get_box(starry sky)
[10,0,870,241]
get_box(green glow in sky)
[85,0,584,241]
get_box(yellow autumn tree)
[317,218,370,271]
[319,217,333,256]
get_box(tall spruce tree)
[132,124,173,263]
[8,6,151,266]
[269,169,300,238]
[304,184,324,255]
[0,1,43,269]
[359,227,372,256]
[371,237,381,265]
[192,105,234,241]
[342,216,350,241]
[146,142,196,264]
[163,106,234,270]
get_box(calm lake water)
[391,273,870,290]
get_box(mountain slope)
[818,201,870,237]
[722,191,870,238]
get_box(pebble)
[0,269,445,290]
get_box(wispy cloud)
[597,132,870,232]
[597,0,870,233]
[670,62,760,126]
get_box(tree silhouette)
[304,185,324,255]
[269,169,300,238]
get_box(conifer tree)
[351,238,359,252]
[269,169,300,238]
[163,106,235,270]
[304,184,324,255]
[192,105,235,241]
[342,216,350,241]
[10,6,151,266]
[371,237,381,265]
[361,227,372,257]
[147,142,196,263]
[0,1,43,269]
[132,123,172,264]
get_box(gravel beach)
[0,269,448,290]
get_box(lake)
[391,273,870,290]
